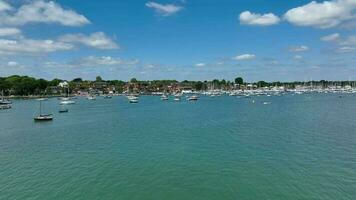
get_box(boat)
[127,95,138,100]
[60,100,75,105]
[161,94,169,101]
[174,97,181,101]
[129,99,139,103]
[59,87,75,105]
[59,109,69,113]
[188,95,199,101]
[104,95,112,99]
[34,99,53,121]
[87,95,96,100]
[0,104,11,110]
[0,90,12,105]
[263,101,272,105]
[127,95,139,103]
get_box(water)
[1,94,356,199]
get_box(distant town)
[1,75,356,97]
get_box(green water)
[1,94,356,199]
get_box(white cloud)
[232,54,256,61]
[71,56,139,67]
[336,46,355,53]
[284,0,356,28]
[0,28,21,36]
[0,38,74,55]
[339,35,356,45]
[321,33,340,41]
[239,11,280,26]
[195,63,206,67]
[0,0,12,11]
[289,45,309,52]
[7,61,18,67]
[0,0,90,27]
[59,32,119,49]
[77,56,122,66]
[146,2,183,16]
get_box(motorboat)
[129,99,139,103]
[188,95,199,101]
[60,100,75,105]
[87,96,96,100]
[59,108,69,113]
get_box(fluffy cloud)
[195,63,206,67]
[321,33,356,53]
[0,28,21,36]
[146,2,183,16]
[321,33,340,41]
[289,45,309,52]
[0,0,90,27]
[284,0,356,28]
[232,54,256,61]
[0,38,74,55]
[0,0,11,11]
[239,11,280,26]
[58,32,119,49]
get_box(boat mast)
[39,100,42,116]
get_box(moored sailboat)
[34,99,53,121]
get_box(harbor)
[1,92,356,199]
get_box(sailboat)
[0,90,11,109]
[34,99,53,121]
[60,87,75,105]
[161,94,169,101]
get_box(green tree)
[130,78,138,83]
[72,78,83,82]
[194,81,203,91]
[235,77,243,85]
[96,76,103,82]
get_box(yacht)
[161,94,169,101]
[0,90,12,105]
[34,99,53,121]
[87,95,96,100]
[60,87,75,105]
[188,95,199,101]
[127,95,139,103]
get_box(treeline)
[0,75,62,96]
[0,75,355,96]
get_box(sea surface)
[1,94,356,200]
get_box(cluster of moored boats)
[2,86,356,122]
[126,94,199,103]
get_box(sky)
[0,0,356,82]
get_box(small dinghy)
[59,109,69,113]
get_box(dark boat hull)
[34,115,53,121]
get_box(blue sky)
[0,0,355,81]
